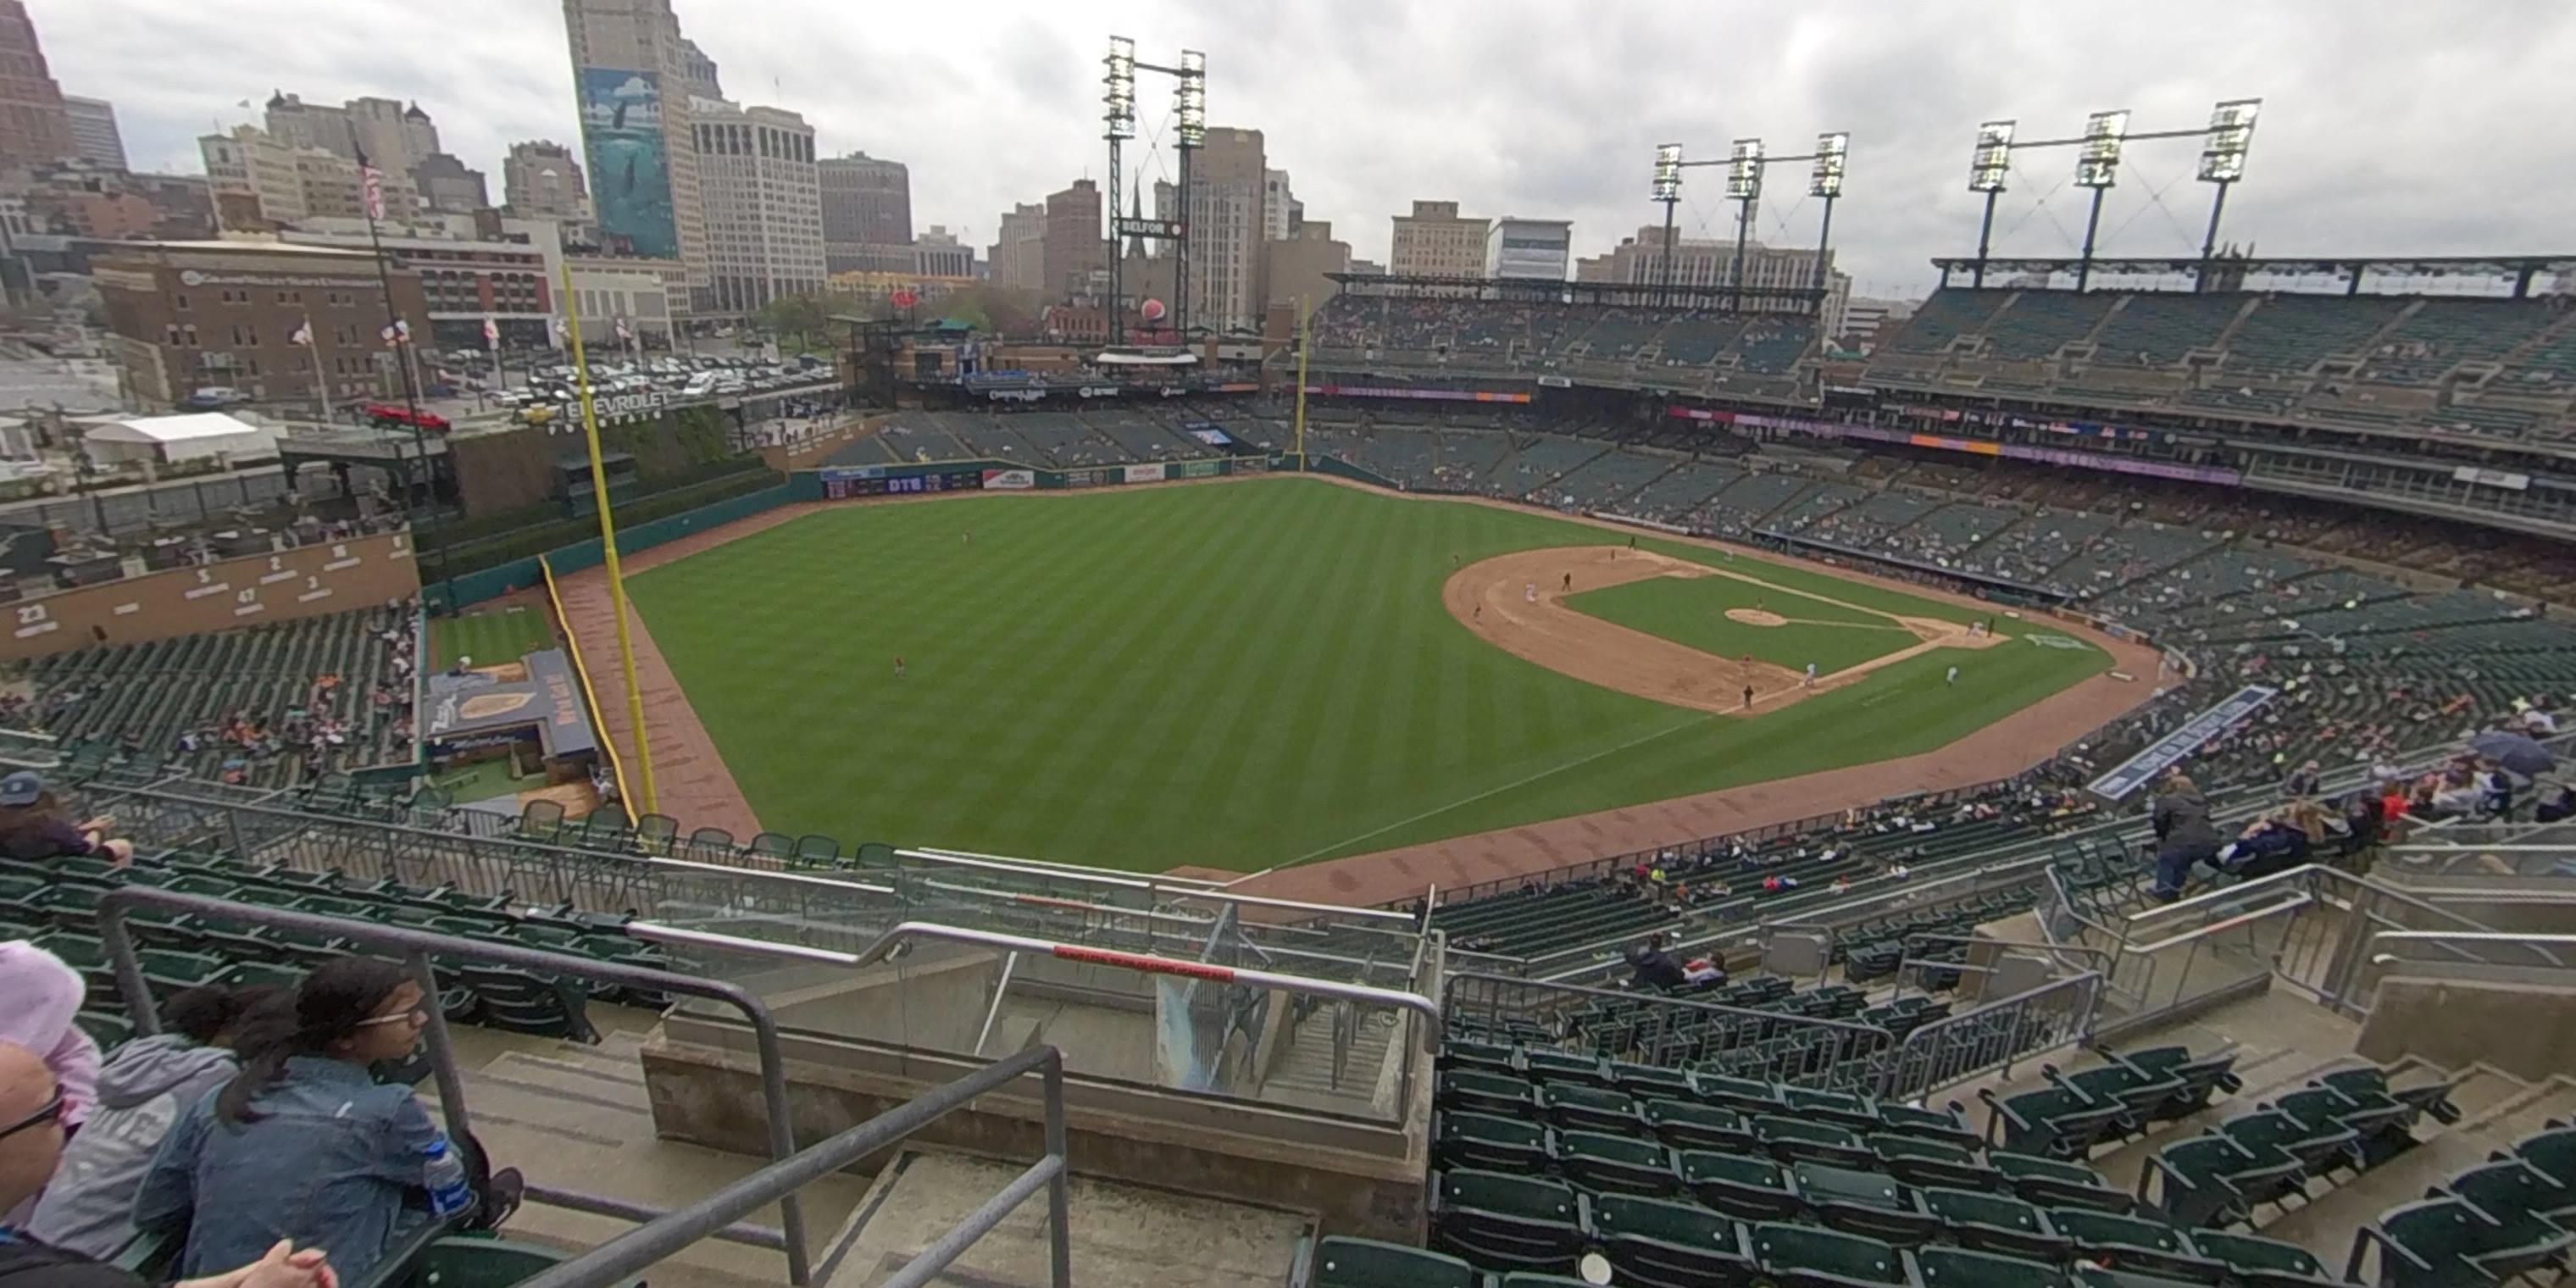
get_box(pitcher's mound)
[1726,608,1790,627]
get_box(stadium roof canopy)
[1932,253,2576,297]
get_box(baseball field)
[621,476,2115,873]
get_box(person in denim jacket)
[134,960,439,1285]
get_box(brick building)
[94,242,430,411]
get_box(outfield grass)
[1566,575,1923,675]
[627,479,2109,871]
[430,605,558,669]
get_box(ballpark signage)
[1125,463,1167,484]
[983,469,1035,490]
[2088,685,2279,802]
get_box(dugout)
[420,648,600,786]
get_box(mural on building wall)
[575,68,678,259]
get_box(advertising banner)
[1172,460,1222,479]
[575,69,679,259]
[982,469,1035,491]
[1125,463,1167,484]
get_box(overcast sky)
[38,0,2576,298]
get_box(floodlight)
[1809,130,1849,198]
[1968,119,2013,193]
[1174,49,1207,147]
[2074,108,2129,189]
[1726,137,1763,202]
[1652,143,1682,202]
[1102,36,1136,140]
[2198,97,2260,183]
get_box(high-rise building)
[564,0,710,311]
[680,38,722,99]
[63,96,124,170]
[264,94,439,175]
[817,152,911,274]
[1042,178,1103,301]
[1577,227,1851,336]
[1149,127,1265,332]
[502,141,591,222]
[1263,169,1297,242]
[989,202,1046,291]
[688,98,823,316]
[412,153,488,214]
[1484,217,1571,282]
[1389,200,1490,285]
[199,125,421,230]
[0,3,72,169]
[1265,219,1349,314]
[911,226,972,279]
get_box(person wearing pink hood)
[0,941,100,1226]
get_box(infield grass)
[626,477,2108,872]
[1565,575,1922,675]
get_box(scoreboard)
[820,468,986,500]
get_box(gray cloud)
[36,0,2576,297]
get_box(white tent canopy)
[83,413,280,465]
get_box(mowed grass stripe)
[628,478,2112,870]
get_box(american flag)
[358,147,385,222]
[289,319,313,347]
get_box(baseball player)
[1525,582,1536,603]
[894,655,907,679]
[1803,662,1817,688]
[1741,684,1755,710]
[1946,664,1960,686]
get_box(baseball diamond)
[594,474,2141,874]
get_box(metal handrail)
[908,843,1225,888]
[1444,970,1901,1043]
[517,1044,1072,1288]
[627,919,1447,1051]
[2112,863,2566,969]
[1898,931,2114,967]
[2121,892,2316,956]
[2367,930,2576,969]
[1873,971,2106,1101]
[894,847,1418,924]
[93,888,817,1285]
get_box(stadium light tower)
[1652,143,1683,307]
[2197,97,2261,264]
[1965,119,2015,287]
[2071,108,2129,291]
[1725,137,1764,312]
[1102,36,1204,344]
[1808,131,1850,294]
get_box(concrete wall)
[0,530,417,662]
[2359,976,2576,1083]
[641,1023,1430,1243]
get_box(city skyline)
[31,0,2576,297]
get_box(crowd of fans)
[1,944,524,1288]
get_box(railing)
[92,889,818,1285]
[1888,933,2113,1002]
[1873,972,2106,1102]
[517,1044,1071,1288]
[1444,971,1896,1089]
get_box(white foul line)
[1289,713,1712,865]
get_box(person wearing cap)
[0,773,130,867]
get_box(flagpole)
[300,314,330,424]
[559,258,658,815]
[351,125,450,608]
[1293,295,1312,472]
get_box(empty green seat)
[136,949,230,998]
[1753,1114,1872,1168]
[2518,1126,2576,1189]
[1557,1130,1678,1198]
[2440,1161,2573,1246]
[1428,1169,1582,1277]
[2277,1083,2414,1168]
[1923,1187,2068,1261]
[1981,1085,2128,1159]
[2183,1230,2340,1288]
[1877,1100,1979,1149]
[2070,1266,2215,1288]
[1307,1235,1475,1288]
[2107,1046,2239,1118]
[1784,1085,1881,1130]
[453,965,597,1042]
[1792,1162,1937,1244]
[1869,1132,1998,1192]
[2218,1108,2355,1176]
[2046,1207,2222,1283]
[2145,1135,2302,1229]
[397,1235,591,1288]
[1436,1069,1535,1118]
[1608,1059,1695,1100]
[1696,1073,1785,1115]
[1750,1221,1910,1286]
[1433,1112,1551,1175]
[1583,1192,1753,1288]
[1679,1149,1802,1222]
[2046,1061,2183,1131]
[1916,1245,2068,1288]
[1439,1040,1517,1074]
[1534,1083,1635,1134]
[75,1009,133,1051]
[1643,1098,1752,1152]
[2357,1196,2573,1288]
[1522,1048,1608,1087]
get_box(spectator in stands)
[2220,802,2329,882]
[27,985,275,1257]
[0,941,100,1171]
[136,958,522,1284]
[0,774,131,868]
[2149,773,2223,902]
[0,1042,338,1288]
[1623,934,1690,992]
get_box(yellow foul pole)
[1293,295,1312,471]
[558,262,658,814]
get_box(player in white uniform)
[1802,662,1817,688]
[1525,582,1536,603]
[1946,664,1959,686]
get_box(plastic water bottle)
[422,1135,473,1218]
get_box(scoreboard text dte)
[819,468,987,499]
